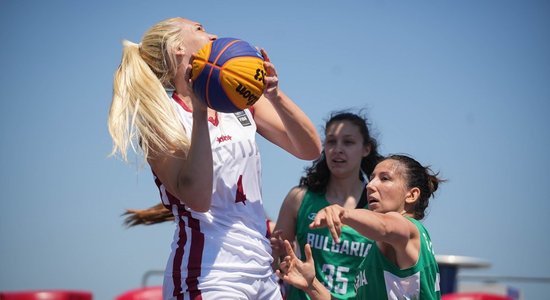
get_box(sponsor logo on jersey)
[234,111,252,127]
[216,135,232,143]
[308,212,317,220]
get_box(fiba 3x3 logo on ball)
[191,37,266,113]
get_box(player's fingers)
[310,210,326,228]
[270,237,281,249]
[272,229,283,237]
[332,208,343,242]
[263,61,277,78]
[304,243,313,263]
[328,220,340,244]
[324,208,341,243]
[283,240,297,259]
[185,54,197,82]
[260,48,271,62]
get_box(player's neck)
[325,178,364,207]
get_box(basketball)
[191,37,266,113]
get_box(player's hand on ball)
[260,48,280,101]
[186,54,207,112]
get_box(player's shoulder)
[286,186,308,201]
[280,186,307,212]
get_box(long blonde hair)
[108,17,190,161]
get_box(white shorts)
[163,273,283,300]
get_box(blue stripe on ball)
[206,67,240,113]
[211,38,262,66]
[192,63,212,108]
[208,38,237,63]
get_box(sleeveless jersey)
[157,94,275,299]
[354,217,441,300]
[288,191,373,300]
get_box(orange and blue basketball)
[191,37,266,113]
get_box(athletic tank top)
[288,191,373,300]
[354,217,441,300]
[156,93,273,296]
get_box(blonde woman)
[108,17,321,300]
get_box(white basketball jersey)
[156,94,274,298]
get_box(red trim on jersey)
[172,217,186,297]
[265,219,272,238]
[154,172,204,298]
[168,207,205,299]
[172,93,219,126]
[185,211,204,299]
[172,93,192,112]
[154,174,180,208]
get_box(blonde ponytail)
[108,19,191,162]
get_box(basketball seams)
[205,39,241,108]
[191,42,211,82]
[210,39,241,66]
[193,38,265,112]
[192,42,212,110]
[219,58,264,109]
[220,57,264,84]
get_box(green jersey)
[287,191,373,300]
[354,217,441,300]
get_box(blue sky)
[1,0,549,299]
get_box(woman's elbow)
[188,204,211,213]
[176,174,213,212]
[176,182,212,212]
[305,138,322,160]
[296,145,322,160]
[182,194,212,212]
[299,152,321,161]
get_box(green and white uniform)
[288,191,373,300]
[354,217,441,300]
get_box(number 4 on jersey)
[235,175,247,205]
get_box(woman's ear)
[405,187,420,204]
[363,144,371,157]
[175,46,186,56]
